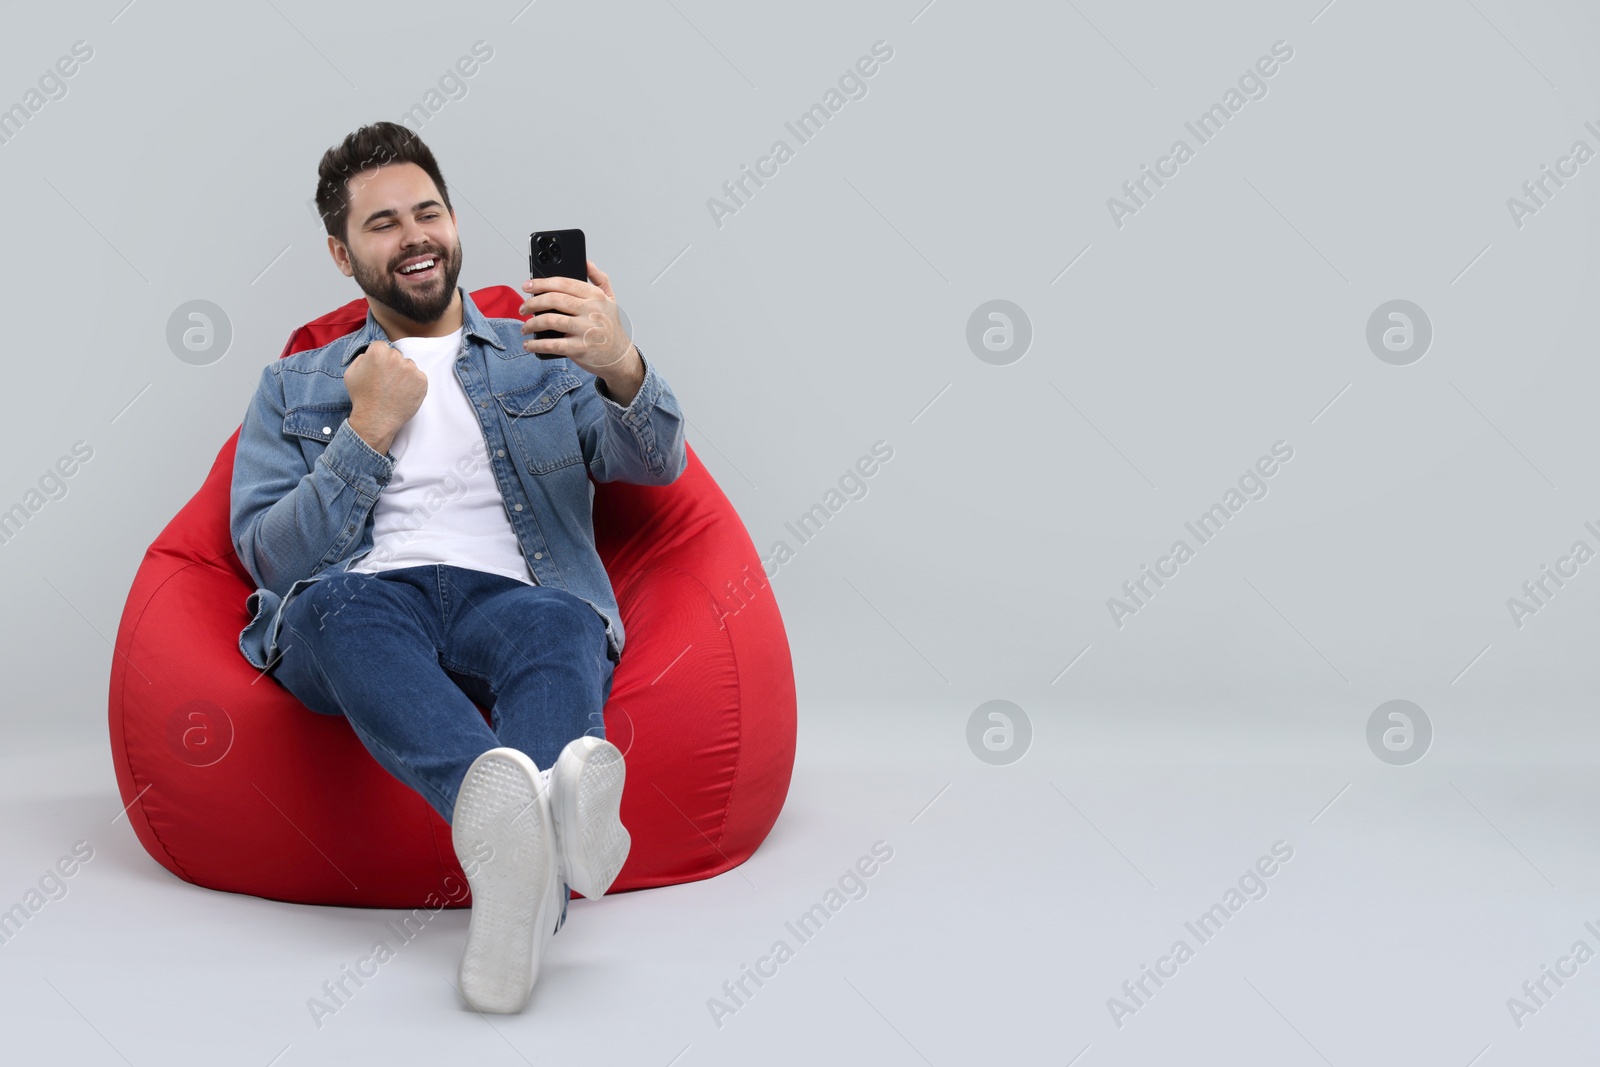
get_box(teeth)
[400,259,436,274]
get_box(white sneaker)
[452,747,560,1014]
[535,768,570,937]
[548,737,631,900]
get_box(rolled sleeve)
[230,362,393,597]
[578,347,687,485]
[319,420,394,502]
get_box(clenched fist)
[345,340,427,454]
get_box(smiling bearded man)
[228,120,688,1014]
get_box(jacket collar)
[338,286,508,368]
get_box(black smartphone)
[528,228,587,354]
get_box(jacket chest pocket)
[282,404,353,451]
[494,372,585,474]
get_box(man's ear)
[328,235,354,278]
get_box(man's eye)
[372,214,435,231]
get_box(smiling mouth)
[396,256,441,282]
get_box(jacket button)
[514,504,523,512]
[496,449,505,458]
[322,426,332,434]
[534,552,542,560]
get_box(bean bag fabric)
[108,284,795,908]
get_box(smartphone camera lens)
[534,234,563,267]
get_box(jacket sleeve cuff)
[319,420,393,500]
[595,348,672,474]
[598,348,661,413]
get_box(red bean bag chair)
[108,284,795,908]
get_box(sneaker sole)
[453,748,555,1014]
[551,738,630,899]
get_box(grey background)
[4,0,1600,1064]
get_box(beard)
[350,236,463,325]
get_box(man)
[229,121,687,1014]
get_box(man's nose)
[398,219,432,247]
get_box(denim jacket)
[229,286,687,673]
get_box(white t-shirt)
[347,328,533,585]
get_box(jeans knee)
[546,594,607,650]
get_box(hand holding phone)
[527,228,587,355]
[523,233,636,378]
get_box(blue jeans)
[270,564,617,825]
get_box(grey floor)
[2,703,1595,1066]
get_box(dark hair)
[314,121,452,244]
